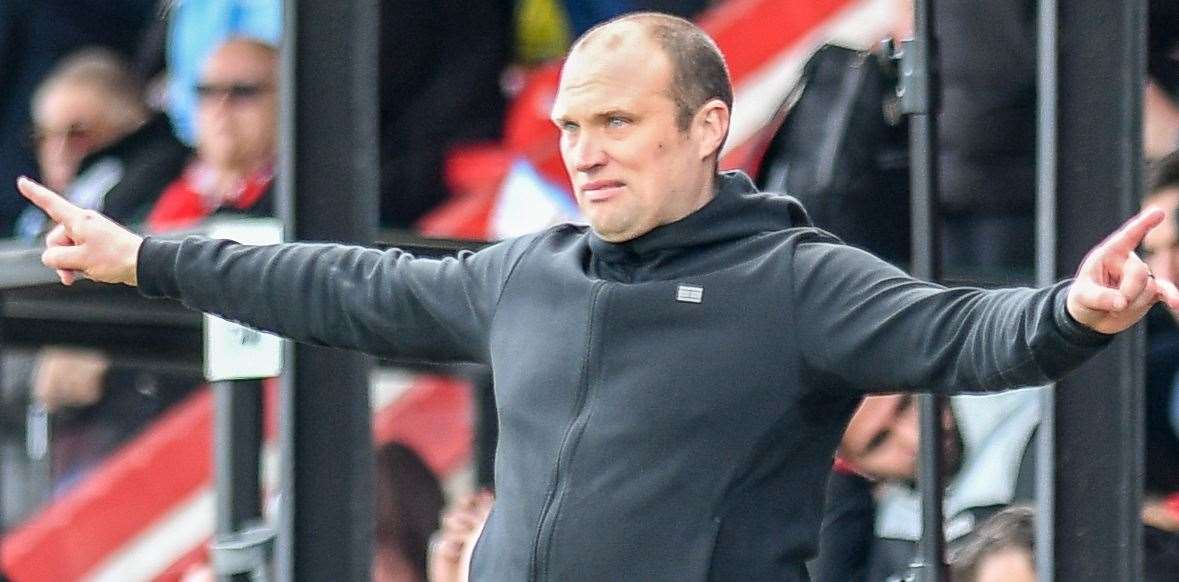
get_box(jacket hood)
[586,170,812,265]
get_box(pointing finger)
[1103,207,1165,256]
[17,176,81,226]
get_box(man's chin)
[588,219,637,243]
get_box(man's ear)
[694,99,730,162]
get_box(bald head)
[571,13,733,132]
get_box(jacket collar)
[586,170,809,265]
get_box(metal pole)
[1041,0,1147,579]
[276,0,379,579]
[213,379,264,582]
[1033,0,1059,578]
[900,0,946,578]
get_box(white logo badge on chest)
[676,285,703,304]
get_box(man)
[15,13,1179,581]
[23,49,156,196]
[15,47,190,238]
[812,392,1040,582]
[146,37,276,231]
[1137,152,1179,581]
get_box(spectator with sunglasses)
[146,37,276,231]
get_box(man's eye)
[607,117,629,128]
[561,122,579,132]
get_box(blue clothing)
[166,0,281,144]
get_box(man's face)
[839,394,961,482]
[33,83,128,191]
[1142,189,1179,283]
[196,41,277,171]
[550,25,718,242]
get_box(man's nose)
[572,135,607,173]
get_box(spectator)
[811,391,1040,582]
[146,37,277,232]
[0,0,157,234]
[14,48,189,239]
[1138,152,1179,581]
[374,442,445,582]
[25,49,147,193]
[1140,152,1179,495]
[163,0,282,144]
[948,505,1036,582]
[25,38,277,493]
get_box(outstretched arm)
[18,177,525,362]
[793,209,1179,395]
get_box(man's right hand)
[17,176,143,286]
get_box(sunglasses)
[195,82,272,102]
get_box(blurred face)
[975,549,1036,582]
[196,41,277,171]
[33,83,128,191]
[550,23,727,242]
[1142,189,1179,283]
[839,394,960,482]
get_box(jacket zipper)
[529,281,607,581]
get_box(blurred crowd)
[0,0,1178,581]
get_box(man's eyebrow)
[594,109,633,120]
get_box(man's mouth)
[580,180,625,202]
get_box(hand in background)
[428,490,494,582]
[33,347,112,412]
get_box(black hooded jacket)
[137,171,1108,581]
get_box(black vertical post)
[901,0,947,578]
[1040,0,1147,580]
[472,368,497,489]
[213,379,264,582]
[276,0,379,580]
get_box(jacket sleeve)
[136,234,537,363]
[791,234,1112,394]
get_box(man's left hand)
[1067,208,1179,334]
